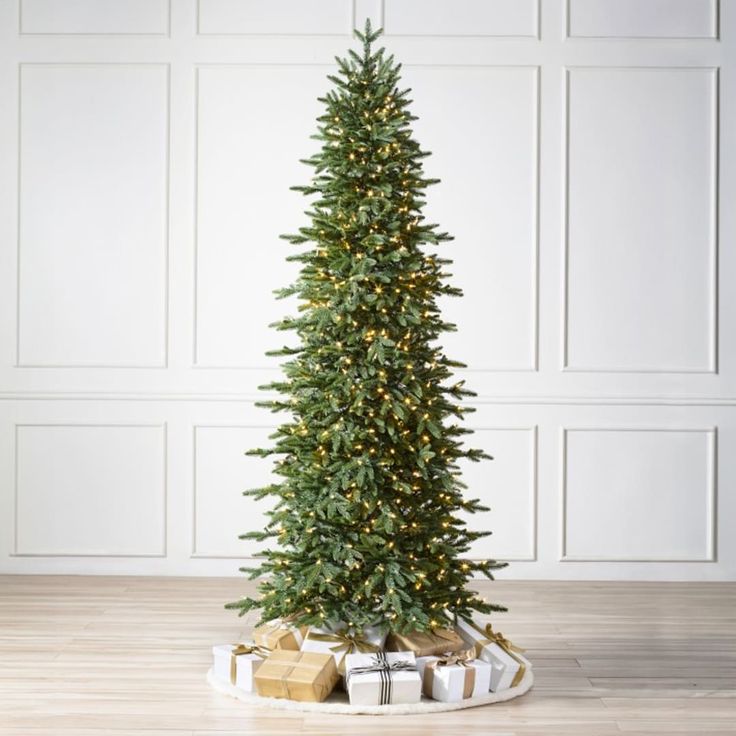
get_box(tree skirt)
[206,667,533,715]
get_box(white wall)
[0,0,734,580]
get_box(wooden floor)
[0,577,734,735]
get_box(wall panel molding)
[381,0,540,38]
[196,0,358,36]
[560,426,717,562]
[13,423,168,557]
[561,66,719,374]
[16,63,170,369]
[565,0,719,40]
[19,0,171,36]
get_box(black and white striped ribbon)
[346,653,418,705]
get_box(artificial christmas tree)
[226,21,507,640]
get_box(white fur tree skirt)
[206,667,533,715]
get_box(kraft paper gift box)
[254,649,338,702]
[416,651,492,702]
[385,627,465,658]
[453,617,531,692]
[211,643,268,692]
[252,618,307,651]
[344,651,421,706]
[301,623,387,673]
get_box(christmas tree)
[227,21,506,633]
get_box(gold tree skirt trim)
[206,667,533,715]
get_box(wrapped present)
[385,626,465,657]
[301,623,386,673]
[211,642,269,691]
[254,649,338,702]
[344,651,421,706]
[453,618,530,691]
[416,649,492,702]
[252,617,307,651]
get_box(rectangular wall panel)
[562,428,715,561]
[18,64,169,367]
[406,66,538,371]
[460,428,537,561]
[197,0,354,35]
[20,0,169,34]
[384,0,538,37]
[15,424,166,556]
[568,0,718,39]
[193,426,274,557]
[565,67,717,372]
[195,65,326,367]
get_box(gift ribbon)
[469,621,526,688]
[229,643,270,685]
[306,630,381,656]
[421,649,477,700]
[346,652,418,705]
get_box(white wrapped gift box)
[344,651,421,706]
[453,617,531,692]
[211,643,268,692]
[416,654,492,702]
[301,622,387,672]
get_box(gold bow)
[483,624,526,655]
[434,648,476,668]
[306,630,380,675]
[232,643,271,657]
[229,643,270,685]
[470,622,526,688]
[422,649,477,699]
[254,614,305,649]
[306,630,381,655]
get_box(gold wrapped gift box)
[385,627,466,658]
[252,619,307,651]
[254,650,339,702]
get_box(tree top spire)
[355,17,382,56]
